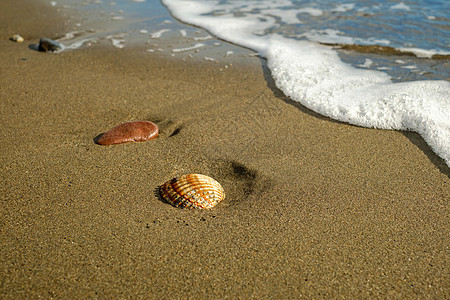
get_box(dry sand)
[1,0,448,298]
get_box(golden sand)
[0,0,448,298]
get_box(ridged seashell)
[12,35,24,42]
[97,121,159,145]
[160,174,225,209]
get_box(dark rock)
[38,38,62,52]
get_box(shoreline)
[1,0,449,298]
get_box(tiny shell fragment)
[160,174,225,209]
[12,35,24,42]
[97,121,159,145]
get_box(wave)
[162,0,450,166]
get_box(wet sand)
[0,0,448,298]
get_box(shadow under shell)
[97,121,159,145]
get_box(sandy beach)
[1,0,448,298]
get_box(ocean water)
[53,0,449,166]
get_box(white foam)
[110,39,125,48]
[391,2,410,11]
[61,38,97,50]
[52,38,96,53]
[150,29,171,38]
[358,59,373,68]
[299,29,391,46]
[331,3,355,12]
[298,7,323,17]
[106,34,126,48]
[397,47,450,58]
[172,43,205,53]
[56,31,79,41]
[264,37,450,165]
[194,35,212,41]
[300,29,356,44]
[261,8,300,24]
[111,16,124,21]
[162,0,450,166]
[401,65,417,69]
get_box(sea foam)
[162,0,450,166]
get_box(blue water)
[155,0,448,80]
[155,0,450,81]
[277,0,449,52]
[64,0,450,53]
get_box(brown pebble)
[97,121,159,145]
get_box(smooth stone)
[11,35,24,42]
[97,121,159,145]
[38,38,62,52]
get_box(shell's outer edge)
[160,174,225,209]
